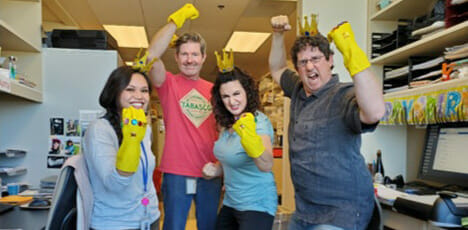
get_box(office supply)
[418,122,468,187]
[0,202,14,214]
[431,191,468,228]
[7,183,19,195]
[397,181,438,195]
[394,196,434,220]
[20,198,51,210]
[0,195,33,205]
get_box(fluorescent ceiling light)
[103,25,148,48]
[225,31,271,53]
[125,61,133,66]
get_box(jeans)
[215,205,274,230]
[161,173,221,230]
[288,214,346,230]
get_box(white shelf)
[384,78,468,98]
[371,0,438,21]
[371,21,468,65]
[0,167,27,176]
[0,149,27,158]
[0,19,41,52]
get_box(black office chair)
[45,165,77,230]
[366,195,383,230]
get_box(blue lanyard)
[140,142,149,192]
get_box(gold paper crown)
[215,49,234,73]
[298,14,319,36]
[132,48,157,73]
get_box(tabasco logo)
[179,89,212,128]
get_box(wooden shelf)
[0,80,43,102]
[0,19,40,52]
[371,21,468,65]
[384,78,468,98]
[371,0,437,21]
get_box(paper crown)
[132,48,157,74]
[215,49,234,73]
[298,14,319,36]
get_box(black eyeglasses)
[297,55,324,67]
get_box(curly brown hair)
[291,33,334,70]
[211,67,261,129]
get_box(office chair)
[366,195,383,230]
[45,165,77,230]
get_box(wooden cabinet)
[0,0,42,102]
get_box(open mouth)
[130,102,144,109]
[307,72,319,80]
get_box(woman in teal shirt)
[203,67,277,230]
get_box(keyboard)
[0,202,15,214]
[397,181,438,195]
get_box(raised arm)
[269,15,291,84]
[327,22,385,124]
[147,3,199,87]
[233,113,273,172]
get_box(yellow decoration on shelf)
[132,48,157,74]
[298,14,319,37]
[215,49,234,73]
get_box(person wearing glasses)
[268,15,385,230]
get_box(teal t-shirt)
[214,111,277,216]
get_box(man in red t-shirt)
[147,3,221,230]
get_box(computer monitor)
[418,122,468,187]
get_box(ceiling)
[42,0,297,82]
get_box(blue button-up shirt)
[280,69,377,229]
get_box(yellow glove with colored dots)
[327,21,370,77]
[116,107,147,173]
[232,113,265,158]
[167,3,199,29]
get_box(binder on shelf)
[371,20,417,58]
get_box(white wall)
[0,48,117,187]
[300,0,407,178]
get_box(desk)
[377,185,468,230]
[0,206,49,230]
[381,205,446,230]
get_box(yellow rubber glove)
[116,107,147,173]
[167,3,199,29]
[232,113,265,158]
[327,22,370,77]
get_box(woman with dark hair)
[82,65,160,230]
[203,66,277,230]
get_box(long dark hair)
[211,67,260,129]
[99,66,152,144]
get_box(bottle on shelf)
[374,149,385,184]
[8,56,17,80]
